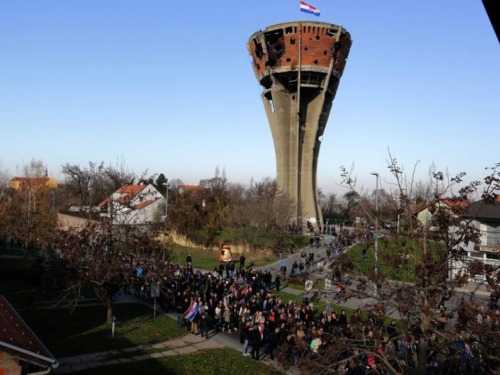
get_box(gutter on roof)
[0,340,58,366]
[28,364,57,375]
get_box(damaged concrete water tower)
[247,22,352,229]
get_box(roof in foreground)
[0,295,57,368]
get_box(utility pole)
[51,191,55,223]
[371,172,379,296]
[163,180,169,261]
[88,188,93,221]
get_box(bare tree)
[0,159,55,249]
[286,159,500,374]
[61,163,92,205]
[62,159,136,207]
[53,220,170,322]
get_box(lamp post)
[88,188,93,221]
[50,190,55,227]
[163,181,169,261]
[370,172,379,296]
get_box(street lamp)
[370,172,379,296]
[51,191,55,225]
[88,188,93,221]
[163,181,170,261]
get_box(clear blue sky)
[1,0,498,194]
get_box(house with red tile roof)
[0,295,58,375]
[415,198,469,231]
[97,184,165,225]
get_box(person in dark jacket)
[250,324,263,360]
[267,327,280,360]
[338,310,348,327]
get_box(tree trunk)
[416,340,428,375]
[106,298,113,323]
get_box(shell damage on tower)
[247,22,351,229]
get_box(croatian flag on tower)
[300,1,320,16]
[182,300,199,322]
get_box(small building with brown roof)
[0,295,58,374]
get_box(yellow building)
[10,177,58,190]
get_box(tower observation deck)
[247,21,352,229]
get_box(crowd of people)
[116,226,497,374]
[125,250,437,374]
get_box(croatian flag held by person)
[300,1,320,16]
[240,285,249,295]
[182,300,199,322]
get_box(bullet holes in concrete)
[253,39,264,59]
[291,38,296,45]
[323,50,328,56]
[313,59,318,65]
[286,57,291,62]
[316,35,320,40]
[304,47,308,51]
[292,95,296,100]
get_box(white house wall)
[451,219,500,279]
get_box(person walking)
[200,301,210,338]
[280,260,287,280]
[241,321,251,356]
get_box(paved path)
[53,331,224,374]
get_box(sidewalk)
[53,331,224,374]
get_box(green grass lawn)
[272,289,353,317]
[284,280,325,292]
[0,247,26,256]
[19,303,186,358]
[168,244,223,270]
[347,239,446,282]
[0,257,46,305]
[0,255,97,305]
[0,279,42,305]
[167,243,280,271]
[77,348,283,375]
[216,228,310,250]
